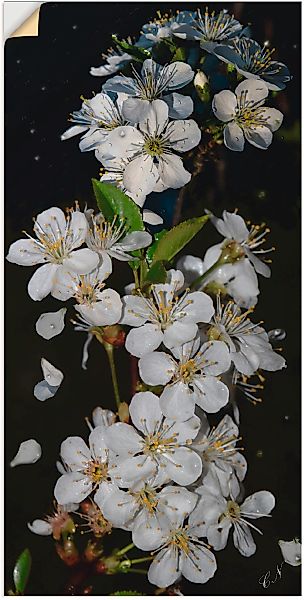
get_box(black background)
[5,2,301,595]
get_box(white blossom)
[54,427,118,505]
[6,207,99,301]
[207,209,274,278]
[10,439,42,467]
[104,391,202,487]
[191,482,275,557]
[35,308,67,339]
[61,92,128,154]
[103,59,194,122]
[121,269,214,357]
[139,336,230,421]
[191,414,247,497]
[212,79,283,151]
[174,7,242,53]
[97,100,201,200]
[207,297,286,376]
[52,267,122,327]
[90,48,132,77]
[142,506,217,587]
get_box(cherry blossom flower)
[85,212,152,276]
[61,92,128,154]
[54,427,118,505]
[137,11,197,48]
[95,480,197,537]
[207,297,286,376]
[191,414,247,497]
[214,38,291,91]
[6,207,99,301]
[103,59,194,122]
[140,506,217,587]
[177,253,259,308]
[191,482,275,557]
[138,336,230,421]
[121,269,214,357]
[175,7,243,53]
[212,79,283,151]
[52,267,122,327]
[97,100,201,200]
[104,391,202,487]
[90,48,132,77]
[207,209,274,278]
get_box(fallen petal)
[10,439,42,467]
[35,308,67,339]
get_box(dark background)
[5,2,301,595]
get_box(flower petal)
[233,521,256,557]
[180,543,217,583]
[60,436,91,470]
[63,248,99,275]
[148,547,180,587]
[244,125,273,149]
[165,61,194,89]
[88,426,109,462]
[120,295,151,326]
[241,491,275,518]
[198,340,231,376]
[166,119,201,152]
[235,79,269,104]
[129,391,163,434]
[193,376,229,413]
[105,423,143,455]
[6,239,45,266]
[41,358,64,386]
[132,514,168,551]
[100,487,137,527]
[182,291,215,323]
[139,99,169,135]
[160,382,195,422]
[76,289,122,326]
[212,90,237,122]
[163,320,197,349]
[122,97,150,123]
[125,323,163,357]
[158,154,191,189]
[279,539,302,567]
[10,439,42,467]
[110,455,156,488]
[224,122,245,152]
[34,380,59,401]
[118,231,152,253]
[261,107,283,132]
[207,518,232,550]
[162,447,202,485]
[164,92,194,119]
[28,519,52,536]
[35,308,67,339]
[54,472,92,505]
[28,263,58,301]
[138,352,176,386]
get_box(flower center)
[170,527,190,554]
[88,215,127,252]
[133,486,159,514]
[144,137,164,157]
[85,460,108,484]
[225,500,241,521]
[75,276,105,305]
[178,359,197,383]
[143,430,178,456]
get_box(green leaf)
[112,35,151,62]
[150,215,210,265]
[142,261,167,287]
[13,548,32,594]
[146,229,168,263]
[172,46,187,62]
[92,180,144,232]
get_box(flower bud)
[194,70,208,88]
[118,402,130,423]
[194,71,210,102]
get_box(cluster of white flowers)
[7,4,293,594]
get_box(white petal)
[235,78,269,104]
[224,122,245,152]
[60,436,91,470]
[193,376,229,413]
[181,543,217,583]
[88,426,108,462]
[207,518,232,550]
[233,521,256,557]
[54,472,92,504]
[148,547,180,587]
[176,254,205,286]
[36,308,66,339]
[98,250,113,281]
[28,519,52,536]
[92,407,116,428]
[28,263,58,301]
[212,90,237,122]
[163,447,202,485]
[160,382,195,421]
[158,153,191,188]
[279,539,301,566]
[241,491,275,518]
[121,97,150,123]
[63,248,99,275]
[158,485,198,519]
[165,61,194,89]
[6,239,45,266]
[34,380,59,401]
[76,289,122,326]
[125,323,163,357]
[129,391,162,434]
[143,209,163,225]
[231,346,260,376]
[260,107,283,132]
[138,352,176,386]
[166,119,201,152]
[244,125,273,149]
[171,415,201,443]
[198,340,231,376]
[182,291,215,323]
[110,455,156,488]
[163,320,197,349]
[98,126,143,161]
[10,439,42,467]
[41,357,64,386]
[69,211,89,248]
[118,231,152,253]
[35,207,66,238]
[245,247,271,278]
[120,295,150,326]
[132,514,168,551]
[105,423,143,454]
[101,487,137,527]
[164,93,194,119]
[123,155,158,198]
[61,125,87,140]
[139,99,169,135]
